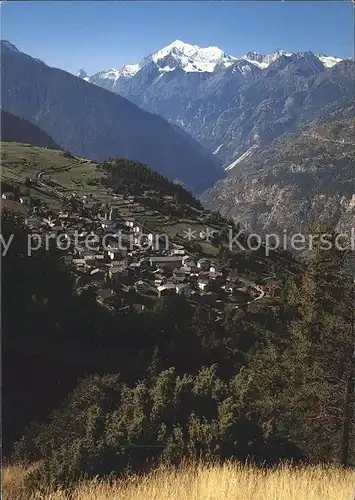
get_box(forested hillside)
[2,213,354,492]
[0,110,61,150]
[101,158,203,209]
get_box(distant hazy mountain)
[1,40,222,193]
[76,69,89,81]
[201,102,355,235]
[80,40,353,165]
[1,109,61,150]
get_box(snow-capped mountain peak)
[120,64,140,77]
[76,69,89,81]
[96,68,121,81]
[317,53,344,68]
[77,41,345,91]
[151,39,196,62]
[241,49,343,69]
[147,39,237,73]
[242,50,293,69]
[88,64,140,88]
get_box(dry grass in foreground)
[2,462,355,500]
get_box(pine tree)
[286,228,354,462]
[244,227,355,463]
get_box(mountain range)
[78,40,353,165]
[0,40,222,193]
[79,40,344,88]
[1,38,354,229]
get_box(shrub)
[17,365,304,492]
[63,149,74,159]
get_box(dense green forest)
[2,213,354,491]
[0,109,61,150]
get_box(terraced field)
[1,142,220,257]
[1,142,101,209]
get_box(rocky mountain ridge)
[78,40,353,164]
[201,104,355,235]
[81,40,344,85]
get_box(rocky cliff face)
[112,53,354,165]
[201,105,355,236]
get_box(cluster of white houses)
[3,187,256,310]
[24,206,250,308]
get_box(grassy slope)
[1,142,111,212]
[3,463,355,500]
[1,142,83,180]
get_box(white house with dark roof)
[197,278,210,292]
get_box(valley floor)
[3,462,355,500]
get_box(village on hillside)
[1,151,282,315]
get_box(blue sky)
[1,1,353,75]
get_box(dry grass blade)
[3,462,355,500]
